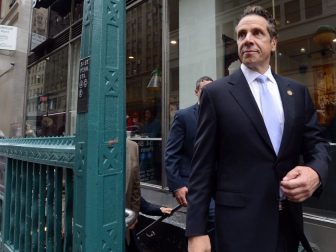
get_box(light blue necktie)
[256,75,282,154]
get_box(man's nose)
[245,32,252,41]
[243,32,253,43]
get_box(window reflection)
[73,0,84,22]
[69,40,81,135]
[305,147,336,217]
[31,7,49,50]
[277,25,336,142]
[26,47,68,137]
[133,139,162,185]
[305,0,322,19]
[49,0,71,37]
[126,0,162,185]
[284,0,300,25]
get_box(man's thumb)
[282,169,300,181]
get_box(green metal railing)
[0,137,75,252]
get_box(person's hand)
[128,218,138,230]
[174,186,188,207]
[281,166,321,202]
[188,235,211,252]
[160,207,173,215]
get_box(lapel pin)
[287,90,293,96]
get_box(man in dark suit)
[165,76,213,205]
[186,6,329,252]
[165,76,215,248]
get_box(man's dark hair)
[237,5,278,39]
[195,76,213,90]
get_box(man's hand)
[160,207,173,215]
[281,166,321,202]
[188,235,211,252]
[174,186,188,207]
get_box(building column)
[74,0,126,251]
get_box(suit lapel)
[273,74,295,157]
[228,70,275,154]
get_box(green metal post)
[74,0,126,251]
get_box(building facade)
[1,0,336,250]
[0,0,33,137]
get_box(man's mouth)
[242,49,258,54]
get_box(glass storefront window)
[28,0,84,137]
[284,0,300,25]
[73,0,83,22]
[26,47,68,137]
[126,0,162,185]
[48,0,71,37]
[30,7,49,50]
[68,40,81,135]
[305,0,322,19]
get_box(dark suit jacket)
[165,104,198,192]
[140,197,164,216]
[186,69,329,252]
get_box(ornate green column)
[74,0,126,251]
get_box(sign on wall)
[77,57,90,113]
[0,25,18,51]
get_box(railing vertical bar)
[63,169,73,252]
[25,162,33,252]
[14,160,22,249]
[0,195,2,239]
[31,164,39,252]
[38,165,46,252]
[54,168,62,252]
[46,166,54,251]
[9,159,16,245]
[0,137,75,251]
[4,158,13,243]
[19,161,27,250]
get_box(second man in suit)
[165,76,215,249]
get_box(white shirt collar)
[240,64,276,84]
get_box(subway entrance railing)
[0,137,75,252]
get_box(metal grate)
[71,20,82,39]
[52,29,70,50]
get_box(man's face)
[195,80,212,98]
[236,14,277,74]
[144,110,152,121]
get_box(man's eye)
[238,33,245,39]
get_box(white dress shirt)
[241,64,286,200]
[240,64,285,137]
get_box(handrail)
[125,208,137,227]
[0,136,75,167]
[136,204,182,238]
